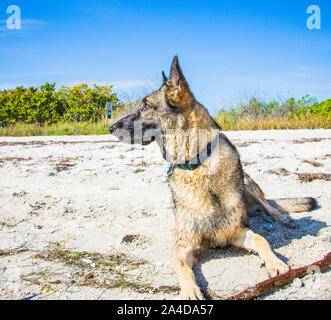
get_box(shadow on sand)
[193,207,327,299]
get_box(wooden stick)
[0,246,29,257]
[226,252,331,300]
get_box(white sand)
[0,129,330,300]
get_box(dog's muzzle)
[109,123,119,134]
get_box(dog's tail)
[268,197,317,213]
[260,197,317,227]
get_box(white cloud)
[111,80,158,90]
[0,18,46,35]
[61,80,158,90]
[0,80,159,92]
[0,71,69,79]
[281,71,308,78]
[280,66,330,79]
[0,18,45,26]
[0,83,23,90]
[21,19,46,26]
[217,75,257,83]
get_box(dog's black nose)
[109,124,117,134]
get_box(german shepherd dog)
[109,56,317,299]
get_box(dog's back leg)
[173,240,204,300]
[244,173,295,227]
[232,227,289,277]
[246,189,295,227]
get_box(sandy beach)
[0,129,330,300]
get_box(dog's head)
[109,56,220,164]
[109,56,196,145]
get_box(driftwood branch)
[0,246,29,257]
[226,252,331,300]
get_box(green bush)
[0,83,118,126]
[296,99,331,119]
[218,95,330,122]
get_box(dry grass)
[0,121,110,137]
[0,246,29,257]
[0,157,32,163]
[54,157,78,172]
[214,117,331,131]
[292,138,328,144]
[234,141,259,148]
[302,160,324,167]
[264,156,282,159]
[27,249,180,295]
[133,168,146,174]
[265,167,331,183]
[295,173,331,183]
[265,168,291,176]
[0,115,330,137]
[242,161,257,166]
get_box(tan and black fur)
[109,56,317,299]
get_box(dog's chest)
[168,170,242,246]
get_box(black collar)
[167,142,212,175]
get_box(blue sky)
[0,0,330,114]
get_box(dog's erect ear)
[169,55,187,88]
[166,56,194,108]
[162,71,168,84]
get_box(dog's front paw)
[180,284,204,300]
[266,258,289,277]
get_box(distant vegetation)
[0,84,330,136]
[215,96,331,130]
[0,83,118,126]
